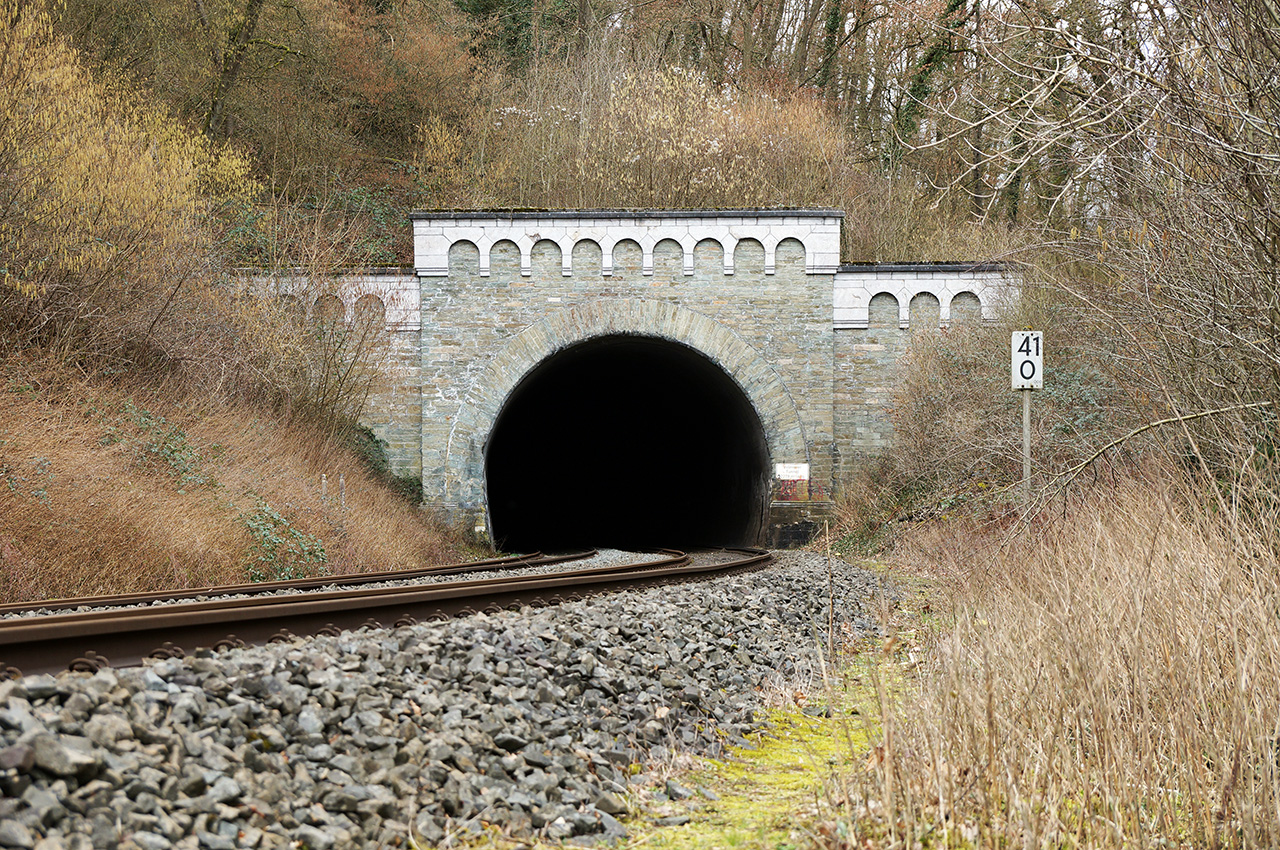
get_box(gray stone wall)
[361,327,422,479]
[833,294,911,477]
[415,234,836,525]
[344,214,1015,545]
[831,265,1008,482]
[235,269,424,480]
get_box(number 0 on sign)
[1012,331,1043,389]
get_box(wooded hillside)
[5,0,1277,553]
[42,0,1062,262]
[5,3,1280,843]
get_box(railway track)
[0,547,772,678]
[0,550,591,617]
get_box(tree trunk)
[201,0,268,139]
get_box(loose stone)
[0,552,886,847]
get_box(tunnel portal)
[484,335,771,552]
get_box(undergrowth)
[240,496,330,582]
[825,471,1280,849]
[0,357,466,602]
[95,399,223,491]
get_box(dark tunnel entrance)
[484,335,771,552]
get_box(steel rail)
[0,548,771,678]
[0,551,599,617]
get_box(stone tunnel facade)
[345,210,1009,546]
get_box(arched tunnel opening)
[484,335,771,552]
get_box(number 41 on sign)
[1012,331,1043,390]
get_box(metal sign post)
[1022,389,1032,501]
[1011,331,1043,504]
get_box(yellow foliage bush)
[0,3,381,424]
[0,0,253,355]
[446,50,862,212]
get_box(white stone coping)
[833,264,1012,329]
[411,210,844,279]
[239,271,421,331]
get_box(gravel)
[0,551,890,849]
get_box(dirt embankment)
[0,361,468,603]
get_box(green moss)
[635,697,875,850]
[440,671,882,850]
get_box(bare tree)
[909,0,1280,464]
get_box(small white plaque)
[775,463,810,480]
[1011,331,1043,389]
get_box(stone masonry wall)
[361,326,422,479]
[235,269,424,479]
[834,295,913,477]
[338,216,1014,545]
[831,264,1008,483]
[415,228,837,525]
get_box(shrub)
[0,0,254,358]
[91,399,222,489]
[881,285,1134,511]
[435,47,862,212]
[240,496,329,583]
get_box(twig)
[999,399,1275,548]
[826,519,835,661]
[1054,400,1274,492]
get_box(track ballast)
[0,548,772,677]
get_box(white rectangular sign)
[774,463,810,480]
[1012,331,1043,389]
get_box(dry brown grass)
[842,471,1280,848]
[0,356,468,603]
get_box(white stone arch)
[693,237,725,277]
[942,289,982,325]
[412,210,845,279]
[353,293,387,324]
[446,239,481,278]
[570,238,603,277]
[908,291,941,328]
[651,237,685,281]
[314,292,344,324]
[530,238,562,279]
[833,263,1007,329]
[608,238,644,278]
[438,299,810,510]
[729,237,766,277]
[259,270,418,330]
[638,232,659,275]
[761,234,781,275]
[514,234,538,276]
[487,238,522,279]
[867,291,904,328]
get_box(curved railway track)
[0,548,772,678]
[0,550,589,617]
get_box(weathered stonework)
[831,263,1007,479]
[246,270,424,478]
[406,210,842,544]
[362,323,422,479]
[337,213,1014,546]
[834,262,1005,329]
